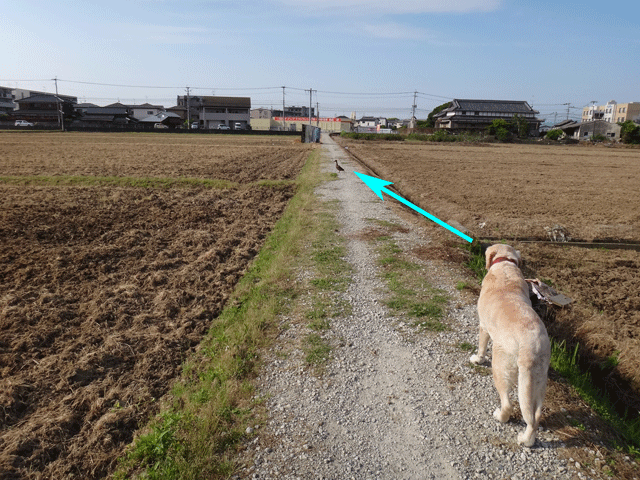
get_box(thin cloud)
[357,22,433,41]
[274,0,501,15]
[115,24,216,44]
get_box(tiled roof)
[200,96,251,108]
[436,99,538,117]
[83,107,129,115]
[16,94,71,104]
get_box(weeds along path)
[238,134,572,479]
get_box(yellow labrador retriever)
[470,244,550,447]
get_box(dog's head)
[485,244,521,270]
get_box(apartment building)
[582,100,640,124]
[177,95,251,129]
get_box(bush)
[486,119,509,136]
[620,121,640,144]
[545,129,563,141]
[495,127,512,142]
[339,132,403,141]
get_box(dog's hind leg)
[470,325,490,364]
[491,348,516,423]
[517,363,549,447]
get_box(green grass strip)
[114,149,322,480]
[551,340,640,455]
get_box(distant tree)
[545,129,563,140]
[416,119,430,129]
[486,118,509,135]
[511,114,530,138]
[619,120,640,144]
[425,102,452,128]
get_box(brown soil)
[0,132,309,183]
[338,139,640,242]
[0,132,310,479]
[337,137,640,440]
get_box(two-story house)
[14,93,76,125]
[434,99,541,134]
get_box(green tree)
[511,114,530,138]
[425,102,452,128]
[486,118,509,135]
[619,120,640,144]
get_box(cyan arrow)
[354,171,473,243]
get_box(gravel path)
[238,134,585,479]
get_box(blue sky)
[2,0,639,121]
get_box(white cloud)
[274,0,501,15]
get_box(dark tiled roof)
[105,102,128,108]
[83,107,129,115]
[16,94,72,104]
[200,96,251,108]
[435,99,538,117]
[129,103,164,109]
[454,99,535,113]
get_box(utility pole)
[53,76,63,131]
[408,91,418,129]
[411,91,417,119]
[282,86,286,131]
[589,100,598,121]
[186,86,191,128]
[307,88,314,126]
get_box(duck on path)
[334,159,345,173]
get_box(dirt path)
[238,134,578,479]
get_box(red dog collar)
[490,256,518,268]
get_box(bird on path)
[334,160,345,173]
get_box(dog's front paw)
[470,354,486,365]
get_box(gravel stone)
[235,134,589,479]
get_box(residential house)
[14,93,75,125]
[11,88,77,105]
[556,120,621,141]
[166,105,187,122]
[72,105,132,126]
[127,103,165,120]
[0,86,13,114]
[138,111,182,128]
[357,116,378,128]
[177,95,251,129]
[434,99,541,134]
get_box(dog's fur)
[470,244,550,447]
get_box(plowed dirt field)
[0,132,310,479]
[338,137,640,417]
